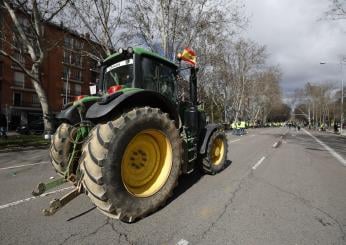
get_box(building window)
[74,39,83,50]
[14,71,25,87]
[32,94,40,105]
[74,54,82,67]
[13,92,22,106]
[64,36,73,49]
[63,66,70,79]
[63,50,71,64]
[70,69,82,81]
[63,81,71,94]
[63,67,83,81]
[76,70,82,81]
[13,51,25,67]
[63,97,69,105]
[64,51,83,67]
[63,36,84,50]
[75,84,81,95]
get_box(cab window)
[141,57,176,101]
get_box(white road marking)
[0,186,74,210]
[302,129,346,166]
[229,139,241,143]
[252,156,266,170]
[0,161,49,171]
[176,239,189,245]
[250,134,256,137]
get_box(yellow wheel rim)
[121,129,173,197]
[211,137,225,166]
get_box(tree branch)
[44,0,71,23]
[0,49,38,82]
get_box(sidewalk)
[7,131,20,136]
[319,128,346,137]
[0,132,49,153]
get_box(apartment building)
[0,10,100,129]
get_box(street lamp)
[320,60,344,135]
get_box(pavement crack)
[81,219,109,239]
[109,220,134,245]
[255,176,346,242]
[58,232,80,245]
[59,218,135,245]
[195,175,247,243]
[58,219,109,244]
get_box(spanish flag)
[178,48,197,66]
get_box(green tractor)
[34,47,228,223]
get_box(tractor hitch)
[42,187,82,216]
[32,175,84,216]
[32,177,67,196]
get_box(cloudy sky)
[243,0,346,96]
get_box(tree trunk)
[235,84,245,121]
[211,102,214,123]
[31,64,54,134]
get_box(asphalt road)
[0,127,345,245]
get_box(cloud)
[243,0,346,95]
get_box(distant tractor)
[34,47,228,222]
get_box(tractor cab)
[96,47,178,103]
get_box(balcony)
[11,84,36,92]
[61,75,84,84]
[60,89,81,97]
[62,61,84,70]
[11,100,41,111]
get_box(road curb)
[0,145,49,153]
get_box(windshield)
[103,59,134,89]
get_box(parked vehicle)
[16,119,44,135]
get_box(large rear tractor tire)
[202,131,228,174]
[80,107,182,222]
[49,123,74,175]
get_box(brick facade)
[0,10,100,129]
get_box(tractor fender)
[56,97,100,125]
[86,90,181,128]
[55,104,80,125]
[199,123,222,155]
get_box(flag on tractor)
[178,48,197,66]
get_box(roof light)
[118,48,124,54]
[127,47,134,54]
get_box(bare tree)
[125,0,246,60]
[221,39,267,122]
[0,0,71,133]
[325,0,346,19]
[197,37,283,124]
[69,0,124,58]
[293,82,338,127]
